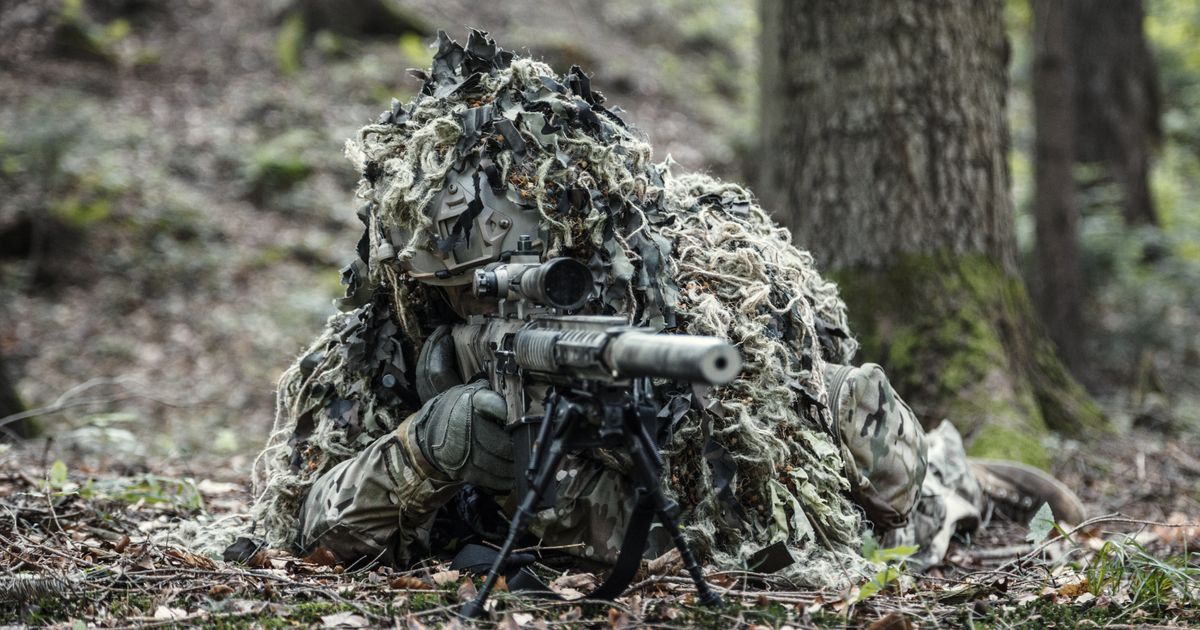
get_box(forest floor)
[3,0,1200,627]
[2,431,1198,629]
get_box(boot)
[967,458,1086,526]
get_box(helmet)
[386,163,545,286]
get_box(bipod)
[460,384,722,619]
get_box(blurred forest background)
[1,0,1198,464]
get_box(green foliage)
[48,460,69,488]
[242,129,318,200]
[276,13,307,76]
[49,171,123,228]
[397,33,431,66]
[1086,537,1200,610]
[853,533,917,604]
[43,454,203,511]
[1025,502,1055,545]
[54,0,133,64]
[77,475,205,511]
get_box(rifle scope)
[473,257,593,311]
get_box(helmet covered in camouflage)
[384,165,539,286]
[343,30,657,299]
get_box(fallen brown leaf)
[389,576,434,591]
[646,548,682,576]
[709,573,736,588]
[867,612,913,630]
[550,572,596,599]
[303,546,338,567]
[166,548,217,570]
[208,584,234,599]
[246,550,272,570]
[1056,579,1089,599]
[112,534,130,554]
[457,577,478,603]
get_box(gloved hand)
[414,380,514,493]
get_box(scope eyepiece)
[473,267,500,298]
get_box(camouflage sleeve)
[297,415,462,567]
[883,420,984,571]
[824,363,928,531]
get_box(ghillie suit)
[252,31,869,587]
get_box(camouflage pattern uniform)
[299,416,637,565]
[298,358,979,569]
[297,414,460,566]
[284,31,1078,576]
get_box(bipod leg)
[460,426,572,619]
[653,493,723,607]
[626,418,723,608]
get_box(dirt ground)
[2,1,1198,627]
[1,430,1197,628]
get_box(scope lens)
[538,258,592,310]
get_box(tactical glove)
[414,380,514,493]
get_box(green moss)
[289,601,351,621]
[966,424,1051,469]
[833,252,1106,466]
[242,129,317,199]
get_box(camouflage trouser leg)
[883,419,984,570]
[297,415,462,566]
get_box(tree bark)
[758,0,1106,466]
[0,352,33,440]
[1033,0,1085,371]
[1070,0,1160,226]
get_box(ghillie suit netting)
[251,31,867,587]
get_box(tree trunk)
[758,0,1106,467]
[0,353,34,440]
[1070,0,1160,226]
[1033,0,1085,371]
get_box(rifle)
[452,237,739,617]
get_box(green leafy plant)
[1085,536,1200,609]
[55,0,133,63]
[78,475,205,511]
[276,13,307,76]
[48,460,69,489]
[1026,502,1056,545]
[242,129,318,201]
[853,533,919,603]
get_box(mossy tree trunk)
[758,0,1107,467]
